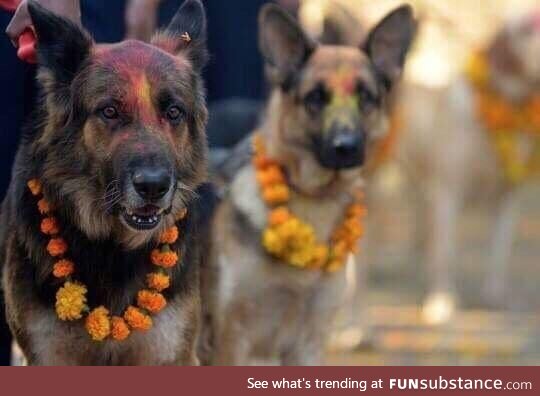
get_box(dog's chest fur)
[211,165,350,362]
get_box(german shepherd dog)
[1,0,212,365]
[397,12,540,323]
[204,4,415,365]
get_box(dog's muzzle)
[314,129,366,170]
[120,165,174,231]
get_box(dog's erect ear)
[28,0,92,85]
[364,5,416,89]
[259,4,315,89]
[151,0,208,71]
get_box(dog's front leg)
[280,334,325,366]
[422,184,462,325]
[483,189,520,306]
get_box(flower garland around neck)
[27,178,186,342]
[466,51,540,184]
[251,135,366,273]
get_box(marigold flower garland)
[466,52,540,184]
[252,135,366,273]
[27,178,185,342]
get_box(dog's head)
[29,0,208,248]
[259,4,415,192]
[488,10,540,96]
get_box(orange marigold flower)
[27,179,42,196]
[262,184,290,205]
[256,166,285,186]
[47,237,68,257]
[124,306,152,331]
[111,316,131,341]
[147,272,170,292]
[347,204,367,218]
[37,198,52,215]
[137,290,167,313]
[85,306,111,341]
[41,217,60,235]
[151,249,179,268]
[268,207,291,226]
[252,156,276,170]
[159,226,179,244]
[52,259,75,278]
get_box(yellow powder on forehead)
[134,74,152,105]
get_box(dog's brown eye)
[166,105,183,122]
[304,87,328,114]
[102,106,118,120]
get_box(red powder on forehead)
[327,66,357,96]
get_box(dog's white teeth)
[153,216,158,221]
[132,216,137,221]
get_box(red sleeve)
[0,0,20,12]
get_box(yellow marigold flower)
[268,207,291,226]
[85,306,111,341]
[124,306,152,331]
[137,290,167,314]
[38,198,52,215]
[326,258,344,273]
[146,272,170,292]
[27,179,42,196]
[159,226,179,244]
[47,237,68,257]
[55,281,87,321]
[41,217,60,235]
[262,228,285,255]
[52,259,75,278]
[111,316,130,341]
[151,249,179,268]
[309,245,329,269]
[262,184,290,205]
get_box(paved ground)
[328,306,540,365]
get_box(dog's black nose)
[316,130,365,170]
[132,168,171,201]
[332,133,362,159]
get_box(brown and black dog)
[1,0,214,365]
[204,4,415,365]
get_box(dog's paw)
[422,292,457,326]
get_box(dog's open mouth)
[121,205,165,231]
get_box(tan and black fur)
[203,4,415,365]
[1,0,215,365]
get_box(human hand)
[6,0,81,47]
[125,0,161,42]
